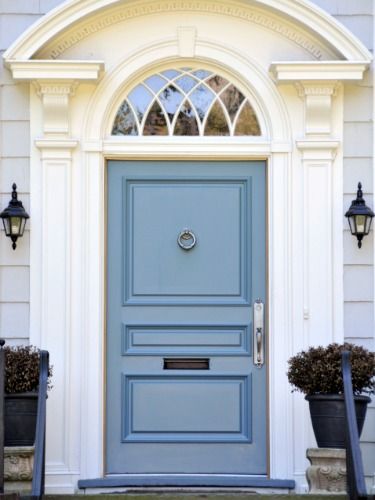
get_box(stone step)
[42,495,347,500]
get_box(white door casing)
[3,0,372,492]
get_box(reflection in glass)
[144,74,167,93]
[174,101,199,136]
[175,75,198,93]
[220,84,245,122]
[192,69,212,80]
[189,85,215,121]
[207,75,228,93]
[162,69,181,79]
[143,101,168,135]
[235,101,261,136]
[112,100,138,135]
[205,101,230,136]
[158,85,184,122]
[127,84,153,121]
[111,68,262,137]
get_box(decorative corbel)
[296,82,340,136]
[34,81,78,137]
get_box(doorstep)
[77,476,295,494]
[44,495,347,500]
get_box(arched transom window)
[112,68,261,137]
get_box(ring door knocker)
[177,229,197,251]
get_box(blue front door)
[106,160,266,475]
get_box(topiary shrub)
[287,343,375,396]
[4,345,52,394]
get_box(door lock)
[253,299,264,368]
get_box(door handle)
[253,299,264,367]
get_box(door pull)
[253,299,264,368]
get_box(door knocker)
[177,229,196,251]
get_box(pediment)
[3,0,372,63]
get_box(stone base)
[4,446,34,493]
[306,448,346,494]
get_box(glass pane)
[127,84,153,121]
[204,101,230,136]
[143,101,168,135]
[207,75,228,93]
[174,101,199,136]
[192,69,212,80]
[161,69,181,79]
[365,216,373,234]
[235,101,261,136]
[158,85,184,122]
[20,218,27,235]
[112,100,138,136]
[189,85,215,121]
[175,75,198,93]
[355,215,366,233]
[10,217,21,235]
[2,218,10,236]
[220,84,245,122]
[144,74,167,93]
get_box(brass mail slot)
[163,358,210,370]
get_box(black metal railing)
[0,342,49,500]
[30,350,49,500]
[342,350,374,500]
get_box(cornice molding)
[270,61,369,82]
[296,139,340,162]
[5,60,104,81]
[3,0,372,62]
[37,1,327,61]
[295,82,340,98]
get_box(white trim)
[18,4,351,493]
[270,61,370,82]
[2,0,372,62]
[5,60,104,81]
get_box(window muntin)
[111,68,261,137]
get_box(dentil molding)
[36,0,327,60]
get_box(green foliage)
[287,343,375,395]
[4,345,53,394]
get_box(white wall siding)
[0,2,38,346]
[320,0,375,491]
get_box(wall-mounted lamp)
[345,182,374,248]
[0,184,29,250]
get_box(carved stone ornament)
[4,446,34,482]
[306,447,346,494]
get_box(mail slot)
[163,358,210,370]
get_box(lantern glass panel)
[355,215,366,234]
[10,217,21,235]
[2,218,10,236]
[20,218,27,235]
[348,216,356,235]
[365,216,373,234]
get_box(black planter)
[5,393,38,446]
[306,393,370,449]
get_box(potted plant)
[287,342,375,448]
[4,345,52,446]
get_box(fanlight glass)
[112,68,261,137]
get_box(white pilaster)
[34,139,78,488]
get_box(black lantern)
[345,182,374,248]
[0,184,29,250]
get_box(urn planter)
[4,393,38,446]
[306,393,370,449]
